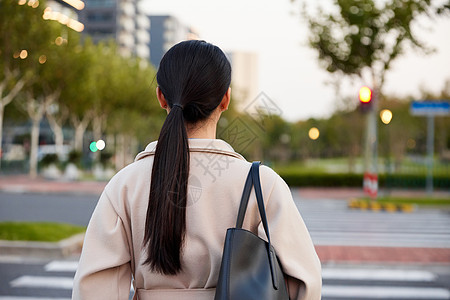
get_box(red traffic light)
[359,86,372,103]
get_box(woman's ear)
[220,87,231,111]
[156,87,168,111]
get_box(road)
[293,196,450,248]
[0,192,98,226]
[0,190,450,299]
[2,191,449,249]
[0,258,449,300]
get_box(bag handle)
[235,165,253,228]
[235,161,280,290]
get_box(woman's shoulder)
[228,160,289,191]
[103,156,153,197]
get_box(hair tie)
[172,103,183,110]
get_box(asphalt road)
[0,192,98,226]
[0,258,449,300]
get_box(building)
[227,51,259,108]
[78,0,150,59]
[43,0,85,32]
[148,15,198,68]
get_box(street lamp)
[308,127,320,140]
[380,109,393,124]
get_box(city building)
[227,51,259,108]
[78,0,150,59]
[148,15,198,68]
[42,0,85,32]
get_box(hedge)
[277,172,450,189]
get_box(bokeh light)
[359,86,372,103]
[308,127,320,140]
[19,50,28,59]
[96,139,106,151]
[380,109,393,124]
[55,37,64,46]
[39,55,47,64]
[89,141,98,153]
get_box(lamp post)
[359,86,378,198]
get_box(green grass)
[363,197,450,207]
[0,222,86,242]
[272,157,449,175]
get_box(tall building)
[78,0,150,59]
[43,0,85,32]
[148,15,198,68]
[227,51,259,108]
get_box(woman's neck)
[186,121,217,139]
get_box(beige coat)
[72,139,322,300]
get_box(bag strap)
[235,165,253,228]
[235,161,280,290]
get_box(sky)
[139,0,450,121]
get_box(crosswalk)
[322,268,450,299]
[1,260,76,300]
[294,198,450,248]
[1,260,449,300]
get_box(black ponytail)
[143,40,231,275]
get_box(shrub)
[40,153,59,168]
[278,171,450,189]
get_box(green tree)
[44,30,82,159]
[0,0,68,177]
[0,0,41,168]
[65,38,99,152]
[302,0,448,91]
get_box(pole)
[426,115,434,195]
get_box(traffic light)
[359,86,373,113]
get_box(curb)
[0,233,84,259]
[348,199,415,213]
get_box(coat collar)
[134,139,246,162]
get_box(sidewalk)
[316,245,450,265]
[0,175,106,195]
[1,175,449,264]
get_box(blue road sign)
[410,101,450,116]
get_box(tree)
[0,0,38,168]
[64,38,98,152]
[44,29,82,159]
[302,0,448,91]
[0,0,67,176]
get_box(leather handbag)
[214,162,289,300]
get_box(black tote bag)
[214,162,289,300]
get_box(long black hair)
[143,40,231,275]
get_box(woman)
[72,40,321,300]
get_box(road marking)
[44,261,78,272]
[0,297,70,300]
[322,285,450,299]
[322,268,436,281]
[10,276,73,290]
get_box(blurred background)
[0,0,449,299]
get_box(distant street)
[0,192,98,226]
[1,190,450,248]
[293,195,450,249]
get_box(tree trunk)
[29,117,40,178]
[71,112,92,152]
[25,93,53,178]
[115,134,126,170]
[0,74,26,170]
[92,114,104,162]
[46,103,67,160]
